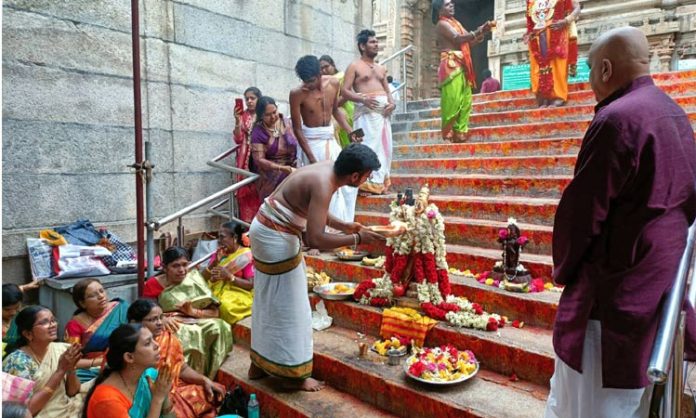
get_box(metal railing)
[146,144,258,275]
[647,222,696,417]
[380,44,414,113]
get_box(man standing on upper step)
[524,0,581,108]
[432,0,492,143]
[290,55,361,230]
[341,29,395,195]
[546,27,696,418]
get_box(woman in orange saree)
[127,299,225,418]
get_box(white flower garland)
[443,295,503,331]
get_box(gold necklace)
[25,345,43,365]
[118,371,135,399]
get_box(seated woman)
[250,96,299,201]
[143,247,233,378]
[83,323,174,418]
[64,279,128,383]
[3,284,23,354]
[3,306,83,418]
[127,299,225,417]
[202,221,254,325]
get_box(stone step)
[216,344,399,418]
[393,137,582,159]
[391,154,576,177]
[388,173,571,198]
[396,81,696,119]
[393,112,696,144]
[232,317,551,418]
[393,95,696,132]
[357,242,553,280]
[305,254,560,328]
[403,70,696,112]
[355,211,553,255]
[393,120,592,145]
[356,194,560,226]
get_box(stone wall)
[2,0,372,283]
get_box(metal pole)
[130,0,145,297]
[670,312,685,418]
[177,218,185,249]
[648,223,696,383]
[401,53,407,113]
[145,141,155,278]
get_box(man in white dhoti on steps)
[342,29,396,195]
[247,144,385,392]
[290,55,362,226]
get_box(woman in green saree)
[143,247,233,379]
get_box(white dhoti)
[544,320,653,418]
[249,200,313,379]
[300,124,358,222]
[353,95,392,194]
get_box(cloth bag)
[1,371,35,403]
[97,229,136,271]
[52,244,112,278]
[379,307,438,347]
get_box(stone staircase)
[217,70,696,417]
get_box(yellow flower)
[485,278,494,286]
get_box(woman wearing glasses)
[3,306,84,418]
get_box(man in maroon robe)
[545,27,696,417]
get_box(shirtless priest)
[247,143,386,392]
[290,55,361,225]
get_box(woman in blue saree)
[64,279,129,382]
[83,323,175,418]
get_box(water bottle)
[247,393,260,418]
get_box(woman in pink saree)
[233,86,263,222]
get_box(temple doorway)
[454,0,495,90]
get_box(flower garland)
[353,186,506,331]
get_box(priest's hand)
[358,229,386,245]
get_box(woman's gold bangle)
[42,385,55,395]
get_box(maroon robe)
[552,76,696,388]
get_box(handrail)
[150,174,258,230]
[381,44,414,65]
[188,250,215,270]
[648,222,696,383]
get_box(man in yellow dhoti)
[432,0,492,143]
[524,0,581,108]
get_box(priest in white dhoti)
[247,144,385,391]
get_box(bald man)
[546,27,696,418]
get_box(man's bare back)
[290,76,341,128]
[271,160,336,219]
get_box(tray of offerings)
[313,282,357,300]
[404,345,479,385]
[367,221,408,238]
[335,248,370,261]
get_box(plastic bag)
[192,239,218,270]
[27,238,53,280]
[311,300,333,331]
[52,244,112,279]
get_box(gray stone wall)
[2,0,372,283]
